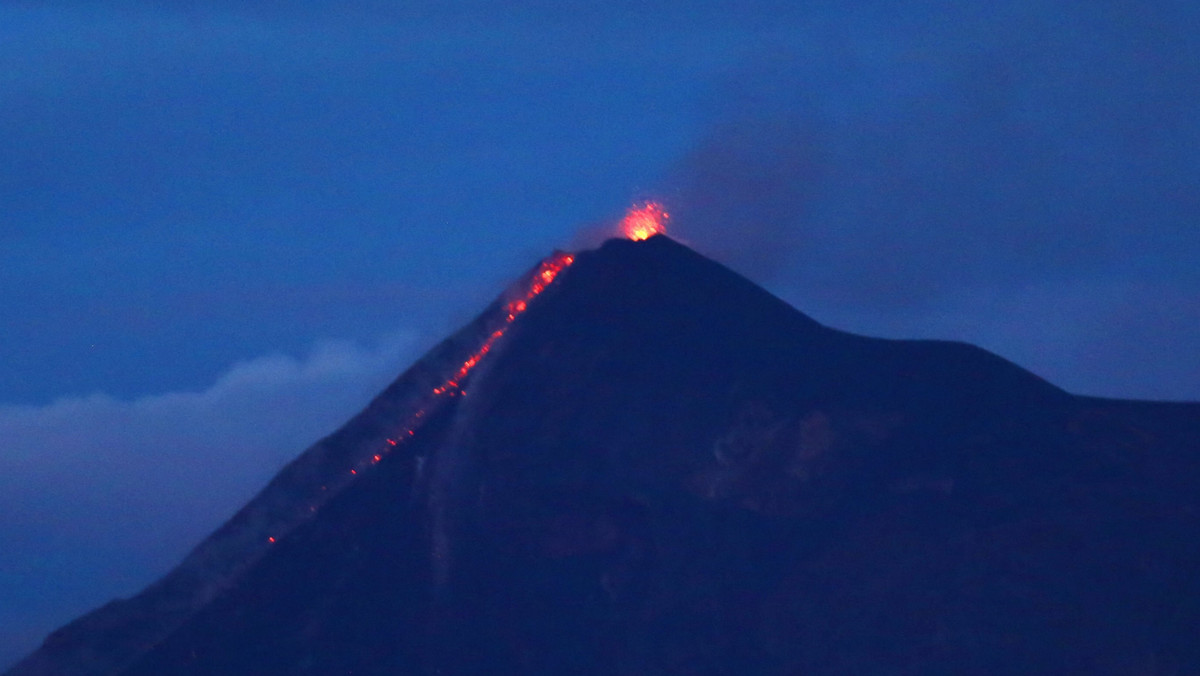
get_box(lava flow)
[270,209,662,545]
[432,252,574,396]
[347,252,574,478]
[273,244,580,544]
[621,201,668,240]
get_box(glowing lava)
[267,250,578,551]
[621,202,668,241]
[348,252,575,481]
[429,254,573,397]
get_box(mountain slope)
[10,236,1200,675]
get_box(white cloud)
[0,330,420,670]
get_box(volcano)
[9,235,1200,675]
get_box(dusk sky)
[2,1,1198,668]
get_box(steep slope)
[10,236,1200,675]
[5,252,573,676]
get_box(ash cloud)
[0,332,419,670]
[662,1,1200,399]
[662,117,820,278]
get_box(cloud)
[657,2,1200,400]
[669,3,1200,300]
[662,117,821,278]
[0,331,420,670]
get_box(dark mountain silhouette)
[8,235,1200,675]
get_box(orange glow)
[438,251,575,395]
[621,202,668,241]
[328,251,576,497]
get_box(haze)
[2,1,1198,669]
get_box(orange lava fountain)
[621,202,668,240]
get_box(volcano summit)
[9,235,1200,675]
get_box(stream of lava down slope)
[297,252,578,532]
[267,203,668,544]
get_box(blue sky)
[2,0,1198,668]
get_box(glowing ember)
[325,250,577,495]
[433,253,573,399]
[621,202,668,241]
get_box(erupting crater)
[621,201,668,241]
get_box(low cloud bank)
[0,331,419,670]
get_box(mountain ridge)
[9,234,1199,675]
